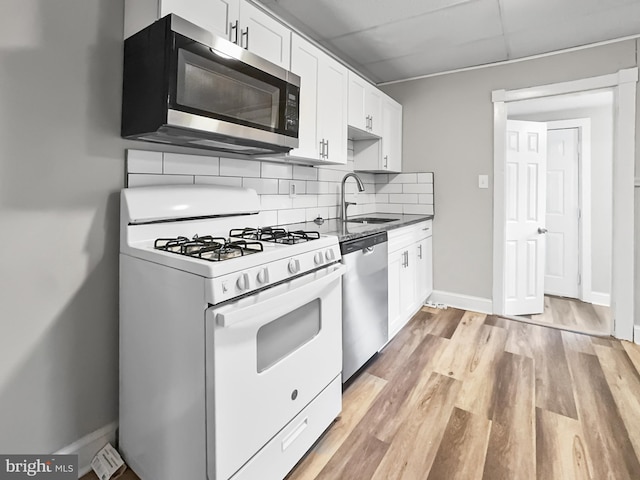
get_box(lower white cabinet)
[388,220,433,339]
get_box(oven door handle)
[215,264,346,328]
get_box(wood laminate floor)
[83,307,640,480]
[520,295,612,335]
[287,307,640,480]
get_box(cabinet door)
[318,56,348,165]
[348,72,367,132]
[400,249,416,322]
[290,35,321,160]
[366,87,383,137]
[415,237,433,304]
[381,96,402,172]
[160,0,239,40]
[239,1,290,69]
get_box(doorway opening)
[504,91,613,335]
[492,68,638,341]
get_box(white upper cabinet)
[161,0,239,39]
[353,93,402,172]
[381,94,403,172]
[124,0,290,70]
[289,34,347,165]
[237,1,290,69]
[348,72,382,137]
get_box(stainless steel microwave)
[121,14,300,156]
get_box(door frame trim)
[492,67,638,341]
[545,119,592,304]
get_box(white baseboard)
[591,292,611,307]
[428,290,493,314]
[634,326,640,345]
[55,421,118,478]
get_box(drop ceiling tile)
[366,34,508,82]
[506,3,640,58]
[500,0,640,33]
[257,0,477,40]
[328,0,503,65]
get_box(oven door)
[205,263,345,480]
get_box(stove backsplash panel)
[126,147,434,226]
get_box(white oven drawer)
[231,375,341,480]
[206,264,345,480]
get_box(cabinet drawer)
[388,221,432,253]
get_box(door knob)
[538,227,548,234]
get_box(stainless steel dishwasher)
[340,231,388,383]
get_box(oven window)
[177,49,279,129]
[256,299,320,373]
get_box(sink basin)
[346,217,397,224]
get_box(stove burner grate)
[230,227,320,244]
[154,235,263,261]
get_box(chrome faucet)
[340,173,365,222]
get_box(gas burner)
[154,235,263,262]
[230,227,321,244]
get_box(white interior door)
[545,128,580,298]
[504,120,548,315]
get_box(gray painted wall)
[0,0,125,452]
[381,40,639,309]
[510,105,613,299]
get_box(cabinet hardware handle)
[230,20,239,44]
[370,116,373,131]
[241,27,249,49]
[418,244,423,259]
[326,139,329,158]
[384,155,388,168]
[538,227,548,234]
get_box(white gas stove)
[119,184,344,480]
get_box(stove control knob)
[314,252,324,266]
[236,273,249,291]
[257,268,269,284]
[288,259,300,274]
[325,249,335,262]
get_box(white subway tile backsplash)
[317,193,339,207]
[195,176,242,187]
[164,153,219,175]
[292,195,318,209]
[219,157,261,177]
[127,150,163,174]
[327,206,339,219]
[423,183,434,194]
[376,193,389,203]
[418,194,435,204]
[260,194,292,210]
[402,183,428,194]
[261,162,293,179]
[376,183,402,194]
[418,172,434,183]
[256,210,278,227]
[389,173,418,184]
[127,173,193,187]
[376,203,404,214]
[404,204,434,215]
[317,168,347,183]
[277,208,306,225]
[292,165,318,181]
[389,193,419,203]
[305,206,329,223]
[374,173,389,184]
[306,181,329,194]
[242,178,279,194]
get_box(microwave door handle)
[215,264,345,328]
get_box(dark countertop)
[286,213,434,242]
